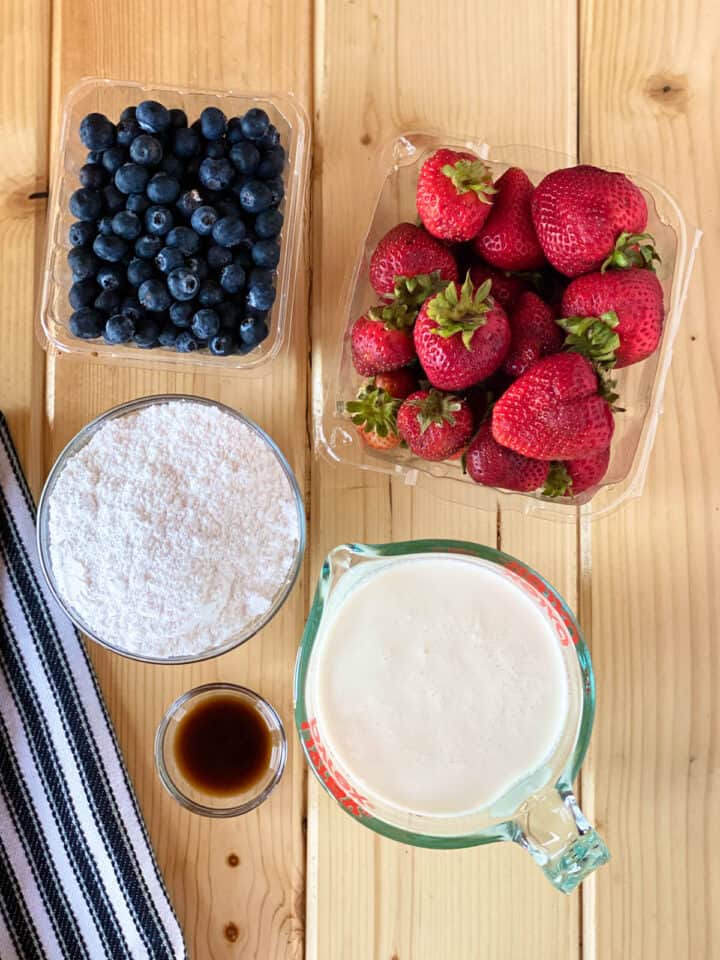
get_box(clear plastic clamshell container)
[315,132,701,519]
[38,77,309,374]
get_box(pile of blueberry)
[66,100,286,355]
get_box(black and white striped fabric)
[0,413,186,960]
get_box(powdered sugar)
[46,400,302,659]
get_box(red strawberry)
[559,267,664,368]
[473,167,546,271]
[465,422,549,492]
[531,165,653,277]
[416,149,496,242]
[468,263,531,312]
[543,447,611,497]
[350,304,416,376]
[346,384,400,451]
[502,291,563,378]
[369,222,458,296]
[413,276,511,390]
[373,368,419,399]
[492,353,615,460]
[397,389,474,461]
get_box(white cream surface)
[313,554,569,817]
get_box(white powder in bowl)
[46,400,302,659]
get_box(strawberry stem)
[601,231,660,273]
[367,300,416,330]
[406,389,463,435]
[441,159,497,203]
[428,274,492,350]
[543,462,573,498]
[389,270,448,309]
[345,385,400,437]
[557,311,620,368]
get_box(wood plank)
[309,1,580,957]
[580,2,719,958]
[48,1,312,956]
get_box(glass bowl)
[155,683,287,817]
[36,394,306,664]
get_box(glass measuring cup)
[294,540,609,893]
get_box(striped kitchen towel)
[0,413,186,960]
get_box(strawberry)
[491,353,615,460]
[413,275,511,390]
[543,447,611,497]
[397,389,474,461]
[465,422,549,492]
[350,303,416,376]
[416,149,496,242]
[346,384,400,451]
[373,368,419,399]
[468,263,531,312]
[559,267,664,368]
[502,291,563,378]
[473,167,546,271]
[369,222,458,296]
[531,165,654,277]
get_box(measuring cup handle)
[513,783,610,893]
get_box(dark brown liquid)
[174,695,273,797]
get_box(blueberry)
[127,257,156,286]
[249,267,275,286]
[167,266,200,301]
[130,134,163,166]
[204,140,226,159]
[155,246,184,274]
[69,188,102,221]
[69,220,96,247]
[216,197,241,218]
[67,246,99,280]
[111,210,142,240]
[101,146,127,174]
[191,308,220,340]
[86,150,104,164]
[169,301,194,328]
[172,127,201,159]
[133,317,162,348]
[257,124,280,149]
[94,288,122,314]
[120,106,137,122]
[138,278,171,312]
[176,188,204,218]
[97,215,115,236]
[69,278,98,309]
[233,239,254,268]
[185,256,209,280]
[218,299,241,328]
[264,175,284,205]
[209,333,234,356]
[145,205,174,236]
[96,264,124,290]
[257,145,286,178]
[219,263,246,294]
[200,107,226,140]
[226,117,245,144]
[70,307,104,339]
[158,322,179,348]
[175,330,199,352]
[197,281,224,307]
[104,313,135,344]
[239,316,269,347]
[247,281,276,311]
[161,153,183,177]
[79,163,108,189]
[169,108,188,128]
[251,239,280,268]
[190,205,218,236]
[165,225,199,255]
[245,304,269,321]
[126,192,150,214]
[207,244,233,270]
[79,113,115,151]
[238,180,273,214]
[198,157,234,191]
[120,297,145,324]
[229,141,260,175]
[241,108,270,141]
[211,215,246,248]
[115,162,150,194]
[135,234,164,259]
[136,100,171,134]
[93,234,128,262]
[103,184,126,213]
[146,173,180,204]
[254,207,283,238]
[116,117,141,146]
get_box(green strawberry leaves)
[542,462,573,498]
[346,385,400,438]
[367,301,416,330]
[441,159,497,203]
[428,274,493,350]
[557,311,621,368]
[406,389,463,435]
[601,231,660,273]
[391,270,449,309]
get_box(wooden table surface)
[2,0,718,957]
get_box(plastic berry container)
[38,77,309,374]
[315,132,701,519]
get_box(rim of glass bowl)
[293,539,596,849]
[36,394,306,664]
[154,682,288,817]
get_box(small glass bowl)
[36,394,306,664]
[155,683,287,817]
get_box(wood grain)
[580,1,719,958]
